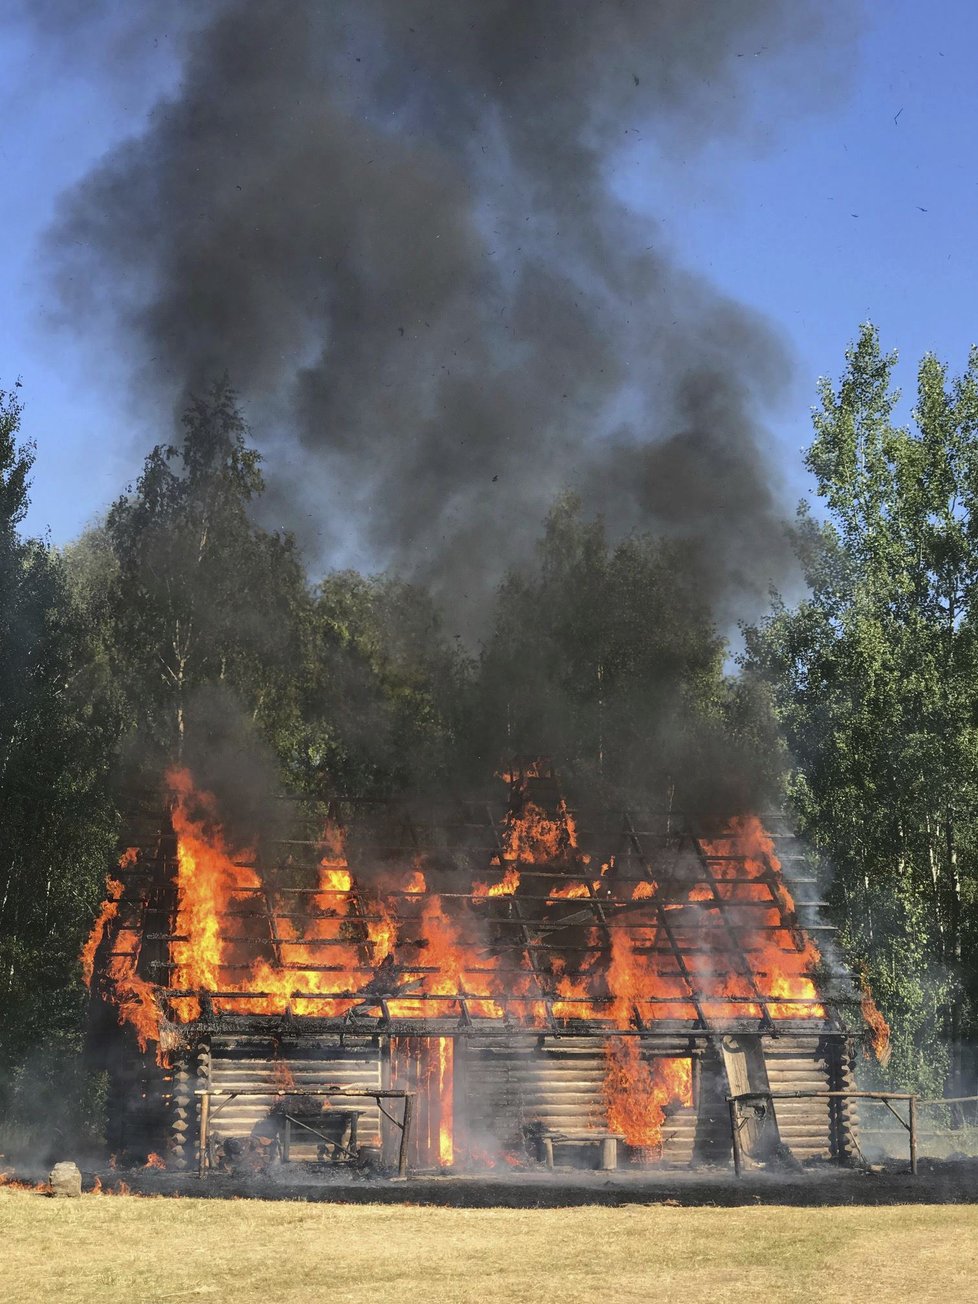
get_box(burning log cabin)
[83,764,873,1175]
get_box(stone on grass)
[48,1161,82,1197]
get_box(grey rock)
[48,1161,82,1197]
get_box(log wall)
[764,1034,856,1162]
[127,1028,855,1171]
[204,1035,384,1160]
[459,1034,701,1166]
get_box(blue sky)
[2,4,975,544]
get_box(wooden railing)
[726,1090,918,1176]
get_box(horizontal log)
[210,1074,385,1084]
[492,1071,605,1081]
[515,1094,604,1106]
[766,1066,834,1076]
[208,1062,383,1073]
[209,1059,383,1068]
[519,1105,612,1118]
[773,1130,836,1143]
[475,1074,606,1086]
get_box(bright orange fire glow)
[437,1037,454,1166]
[472,864,521,898]
[80,847,159,1051]
[80,876,122,987]
[860,974,892,1065]
[603,1038,693,1149]
[500,799,576,863]
[700,816,826,1021]
[85,776,842,1096]
[88,771,834,1037]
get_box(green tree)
[280,571,472,798]
[744,324,978,1094]
[100,379,308,779]
[475,496,773,810]
[0,386,118,1109]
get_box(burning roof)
[83,763,871,1053]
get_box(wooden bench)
[539,1130,626,1171]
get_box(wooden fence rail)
[726,1090,918,1177]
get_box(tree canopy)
[744,323,978,1093]
[0,387,118,1090]
[474,495,778,812]
[100,378,307,778]
[7,328,978,1125]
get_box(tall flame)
[860,973,892,1066]
[437,1037,454,1167]
[80,849,159,1051]
[85,778,845,1074]
[603,1038,692,1150]
[699,816,826,1021]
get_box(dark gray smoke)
[45,1,851,628]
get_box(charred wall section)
[109,1027,856,1172]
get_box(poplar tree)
[744,324,978,1094]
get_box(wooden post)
[543,1136,555,1170]
[398,1093,414,1179]
[728,1098,742,1178]
[283,1114,291,1164]
[600,1136,617,1172]
[198,1092,210,1178]
[909,1095,918,1175]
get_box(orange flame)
[0,1171,51,1193]
[603,1039,692,1150]
[700,816,826,1021]
[87,776,838,1072]
[860,975,892,1066]
[80,876,122,987]
[472,864,521,898]
[169,768,262,1020]
[437,1037,454,1167]
[500,800,577,863]
[81,847,160,1051]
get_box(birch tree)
[103,378,305,774]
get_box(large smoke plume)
[42,1,848,629]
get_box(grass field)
[2,1188,975,1304]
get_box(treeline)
[3,324,978,1117]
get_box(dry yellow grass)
[2,1188,976,1304]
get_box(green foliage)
[98,377,309,778]
[279,571,472,797]
[475,495,773,810]
[0,387,119,1082]
[744,324,978,1093]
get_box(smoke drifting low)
[46,1,848,628]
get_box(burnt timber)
[85,770,866,1173]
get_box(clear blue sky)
[2,3,975,544]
